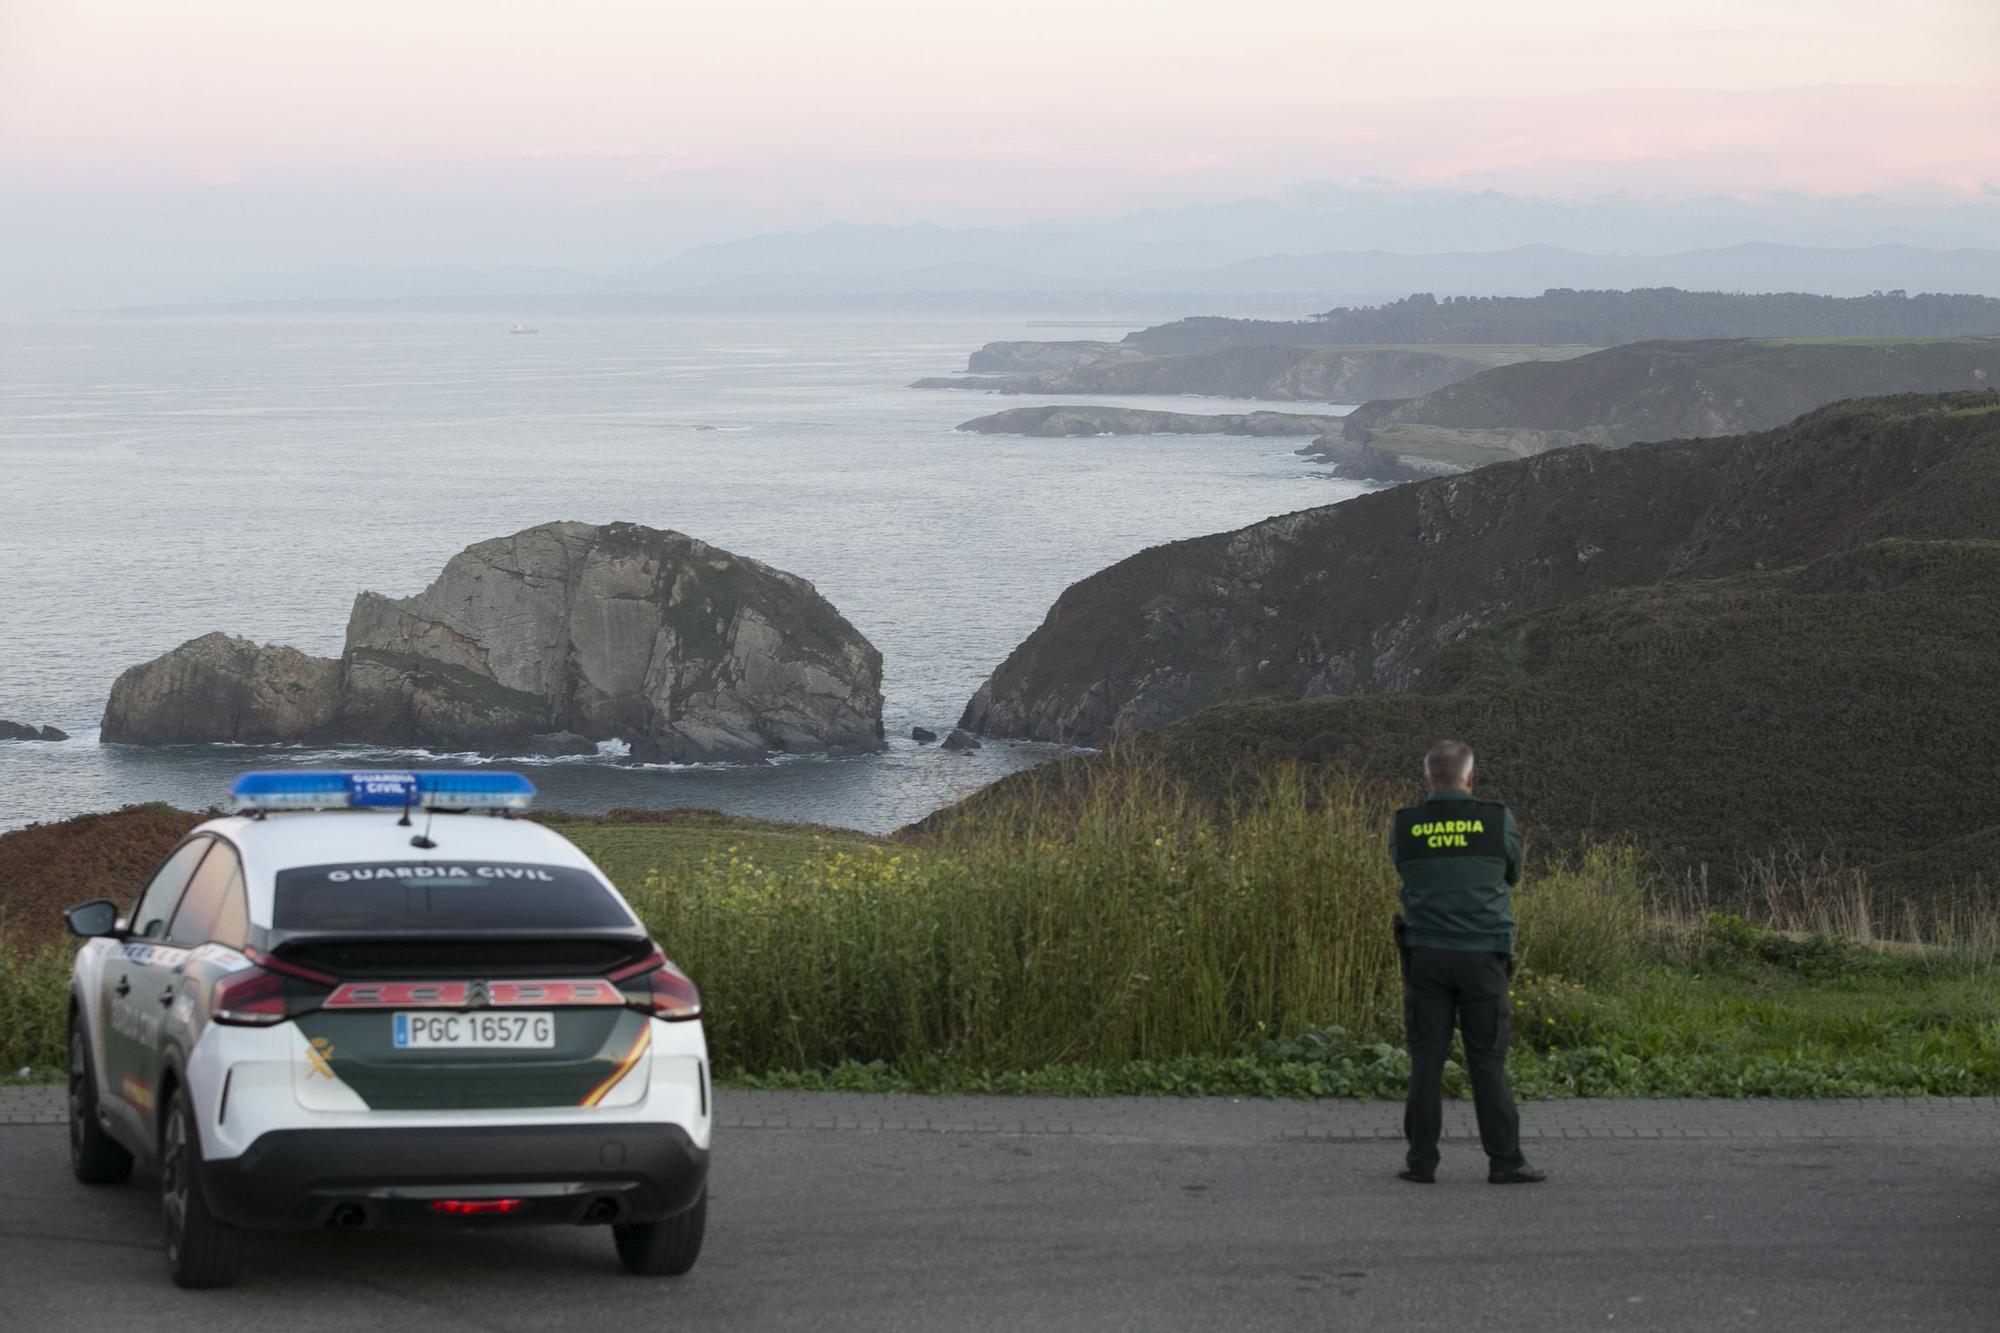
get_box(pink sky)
[1,0,1996,308]
[5,0,1996,204]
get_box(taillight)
[648,963,701,1021]
[212,953,333,1027]
[431,1198,526,1215]
[212,968,289,1026]
[612,948,701,1021]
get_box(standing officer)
[1391,740,1545,1185]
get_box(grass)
[545,812,878,892]
[4,766,1996,1098]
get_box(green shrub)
[1512,845,1648,984]
[1700,913,1889,981]
[1507,971,1609,1052]
[0,945,69,1074]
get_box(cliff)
[959,392,2000,745]
[1337,338,2000,469]
[916,345,1554,402]
[103,522,886,762]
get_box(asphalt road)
[3,1092,1997,1332]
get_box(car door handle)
[158,987,176,1007]
[113,977,131,998]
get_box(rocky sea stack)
[0,720,69,741]
[103,522,886,762]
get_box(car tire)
[613,1190,707,1276]
[68,1019,133,1185]
[160,1088,246,1289]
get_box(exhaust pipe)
[582,1197,620,1225]
[326,1203,367,1229]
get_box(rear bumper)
[201,1121,707,1230]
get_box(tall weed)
[631,760,1655,1075]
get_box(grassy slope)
[1350,337,2000,467]
[1142,539,2000,896]
[0,806,207,950]
[550,812,878,893]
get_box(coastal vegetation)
[1127,289,2000,353]
[1333,336,1999,469]
[5,771,1996,1100]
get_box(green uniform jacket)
[1390,787,1522,954]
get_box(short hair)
[1424,740,1474,786]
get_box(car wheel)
[67,1019,133,1184]
[160,1089,246,1289]
[613,1190,707,1276]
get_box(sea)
[0,313,1360,833]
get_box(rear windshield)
[272,861,635,933]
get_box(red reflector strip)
[325,980,623,1008]
[429,1198,526,1215]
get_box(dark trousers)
[1403,945,1524,1173]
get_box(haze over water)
[0,313,1360,832]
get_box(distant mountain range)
[103,231,2000,315]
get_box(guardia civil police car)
[62,770,710,1288]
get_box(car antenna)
[411,805,438,850]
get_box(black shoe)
[1488,1165,1547,1185]
[1398,1168,1436,1184]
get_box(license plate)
[393,1011,554,1049]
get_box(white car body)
[65,792,711,1284]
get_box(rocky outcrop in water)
[102,523,886,762]
[0,720,70,741]
[957,405,1351,437]
[101,634,342,745]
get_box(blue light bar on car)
[230,770,536,812]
